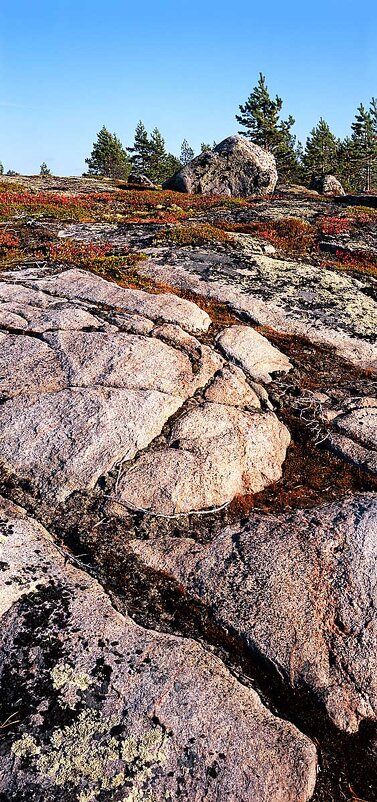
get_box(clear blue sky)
[0,0,376,175]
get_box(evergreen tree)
[0,161,3,175]
[85,126,130,179]
[350,102,377,191]
[128,121,152,174]
[180,139,195,165]
[200,141,216,152]
[40,162,51,176]
[148,128,168,183]
[302,118,340,180]
[164,152,182,179]
[236,73,298,181]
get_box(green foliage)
[236,73,299,181]
[40,162,52,177]
[200,141,217,152]
[349,102,377,191]
[302,118,340,180]
[128,120,151,174]
[128,122,181,184]
[0,162,3,175]
[85,126,131,180]
[180,139,195,165]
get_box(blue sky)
[0,0,376,175]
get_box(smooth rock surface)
[131,494,377,733]
[0,333,67,399]
[163,135,278,197]
[0,498,317,802]
[0,387,182,501]
[218,325,292,382]
[114,403,290,515]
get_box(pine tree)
[200,141,216,152]
[128,121,152,174]
[85,126,130,179]
[0,161,3,175]
[164,152,182,179]
[236,73,298,181]
[350,102,377,191]
[148,128,168,183]
[40,162,51,176]
[302,118,340,180]
[180,139,195,165]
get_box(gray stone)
[163,135,278,197]
[0,497,317,802]
[204,365,264,408]
[311,174,345,195]
[128,171,156,187]
[329,398,377,475]
[131,494,377,733]
[217,325,292,383]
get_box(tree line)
[2,74,376,191]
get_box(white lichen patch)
[51,662,93,692]
[14,708,169,801]
[12,734,41,758]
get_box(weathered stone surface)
[311,174,345,195]
[44,330,220,399]
[163,135,278,197]
[152,322,202,357]
[204,365,264,408]
[218,325,292,383]
[25,268,212,334]
[0,388,182,501]
[0,301,104,333]
[114,404,290,515]
[140,251,377,369]
[0,271,223,503]
[0,333,66,399]
[0,498,317,802]
[131,494,377,733]
[329,398,377,475]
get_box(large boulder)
[310,174,345,195]
[163,135,278,197]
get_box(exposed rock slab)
[163,135,278,196]
[131,494,377,733]
[23,268,212,334]
[204,364,265,408]
[0,333,67,399]
[0,301,104,333]
[0,388,182,501]
[0,498,317,802]
[138,251,377,369]
[44,330,220,399]
[113,403,290,515]
[218,325,292,382]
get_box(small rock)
[310,174,345,195]
[113,403,290,515]
[217,325,292,383]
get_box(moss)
[154,223,231,247]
